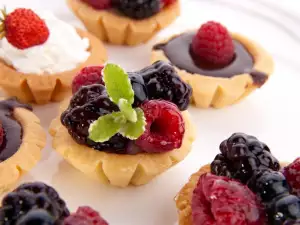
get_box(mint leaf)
[118,98,137,123]
[103,63,134,105]
[120,108,146,140]
[88,112,123,142]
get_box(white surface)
[1,0,300,225]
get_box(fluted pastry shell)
[0,29,107,105]
[151,32,274,108]
[49,99,195,187]
[0,100,46,194]
[67,0,180,46]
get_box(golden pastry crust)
[151,32,274,108]
[0,101,46,194]
[67,0,180,46]
[0,29,107,105]
[49,99,195,187]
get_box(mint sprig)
[88,63,146,143]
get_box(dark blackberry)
[0,182,69,225]
[128,73,148,107]
[139,61,192,111]
[61,84,129,153]
[211,133,280,184]
[16,209,55,225]
[116,0,161,20]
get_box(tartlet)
[0,98,46,194]
[50,61,195,187]
[152,21,274,108]
[67,0,180,46]
[176,133,300,225]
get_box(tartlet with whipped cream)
[0,8,107,104]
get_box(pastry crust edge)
[151,32,274,108]
[67,0,180,46]
[0,29,107,105]
[49,99,196,187]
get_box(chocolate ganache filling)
[153,32,267,86]
[0,98,32,162]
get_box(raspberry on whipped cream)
[0,10,90,75]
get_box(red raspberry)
[192,173,265,225]
[72,66,104,94]
[64,206,108,225]
[283,158,300,196]
[191,21,235,66]
[0,122,4,146]
[162,0,176,6]
[82,0,111,9]
[135,100,185,153]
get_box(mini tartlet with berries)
[0,8,107,104]
[152,21,274,108]
[0,182,109,225]
[176,133,300,225]
[50,61,195,187]
[0,98,46,194]
[67,0,180,46]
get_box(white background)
[1,0,300,224]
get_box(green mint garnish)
[88,63,146,143]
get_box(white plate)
[1,0,300,225]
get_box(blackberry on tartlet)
[176,133,300,225]
[50,61,195,187]
[152,21,274,108]
[66,0,180,45]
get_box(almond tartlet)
[50,61,195,187]
[67,0,180,46]
[176,133,300,225]
[0,8,107,104]
[152,21,274,108]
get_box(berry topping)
[0,8,50,50]
[192,173,265,225]
[61,84,129,153]
[16,209,55,225]
[0,182,69,225]
[161,0,176,6]
[284,158,300,197]
[135,100,184,153]
[72,66,104,94]
[0,121,4,147]
[82,0,112,9]
[64,206,108,225]
[211,133,280,184]
[191,21,235,66]
[139,61,192,111]
[116,0,161,20]
[128,73,148,107]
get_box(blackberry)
[211,133,280,184]
[16,209,55,225]
[128,73,148,107]
[0,182,69,225]
[139,61,192,111]
[61,84,129,153]
[116,0,161,20]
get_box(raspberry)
[16,209,55,225]
[116,0,161,20]
[1,8,50,49]
[72,66,104,94]
[192,173,265,225]
[284,158,300,197]
[211,133,280,184]
[135,100,185,153]
[61,84,129,153]
[64,206,108,225]
[82,0,112,9]
[0,121,4,147]
[161,0,176,6]
[139,61,192,111]
[191,21,235,66]
[0,182,69,225]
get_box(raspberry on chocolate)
[82,0,112,9]
[192,173,265,225]
[135,100,185,153]
[64,206,108,225]
[191,21,235,66]
[284,158,300,197]
[162,0,176,6]
[72,66,104,94]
